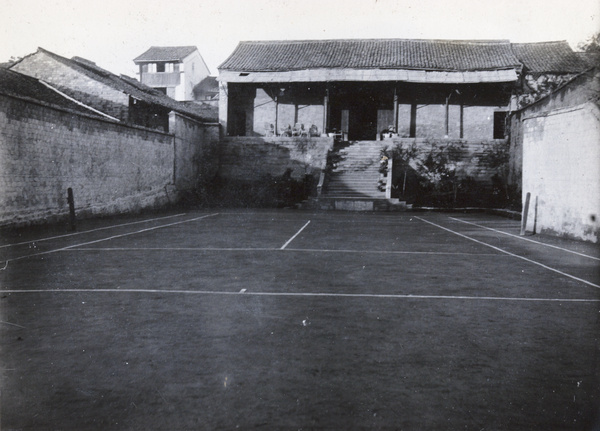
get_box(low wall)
[0,94,176,227]
[218,137,334,182]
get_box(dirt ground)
[1,210,599,430]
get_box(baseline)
[2,288,599,303]
[56,247,501,257]
[414,216,600,289]
[450,217,600,261]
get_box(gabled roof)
[219,39,523,72]
[193,76,218,94]
[133,46,199,63]
[13,48,214,122]
[512,41,590,74]
[0,68,108,119]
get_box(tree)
[578,32,600,54]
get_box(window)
[493,111,507,139]
[156,62,166,73]
[147,63,156,73]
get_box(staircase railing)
[385,158,393,199]
[317,169,326,197]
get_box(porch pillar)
[393,87,399,133]
[445,95,450,137]
[323,88,329,135]
[275,96,279,135]
[459,103,464,139]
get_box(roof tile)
[133,46,198,63]
[219,39,522,72]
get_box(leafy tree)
[578,32,600,53]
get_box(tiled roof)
[512,41,590,73]
[21,48,214,122]
[0,68,107,118]
[133,46,198,63]
[219,39,523,72]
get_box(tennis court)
[1,209,599,430]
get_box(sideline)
[449,217,600,261]
[0,213,187,249]
[415,216,600,289]
[1,288,599,303]
[0,213,219,264]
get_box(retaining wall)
[218,137,333,181]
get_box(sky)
[1,0,598,77]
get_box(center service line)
[280,220,311,250]
[415,216,600,289]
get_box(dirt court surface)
[1,209,599,430]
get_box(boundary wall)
[0,93,175,227]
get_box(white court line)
[0,213,187,249]
[450,217,600,261]
[61,247,502,257]
[1,213,219,264]
[280,220,311,250]
[415,216,600,289]
[1,288,599,303]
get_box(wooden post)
[459,103,464,139]
[393,87,398,133]
[275,97,279,135]
[323,88,329,135]
[410,103,417,138]
[67,187,76,231]
[445,95,450,137]
[520,192,530,236]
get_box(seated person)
[280,124,292,137]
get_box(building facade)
[134,46,211,101]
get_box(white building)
[134,46,210,101]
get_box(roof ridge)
[239,38,512,45]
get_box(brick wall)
[169,113,220,190]
[218,137,333,181]
[0,94,175,227]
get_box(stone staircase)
[312,141,407,211]
[324,141,385,199]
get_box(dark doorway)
[230,109,247,136]
[348,98,378,140]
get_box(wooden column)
[459,103,464,139]
[445,95,450,137]
[393,87,399,133]
[323,88,329,135]
[275,96,279,135]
